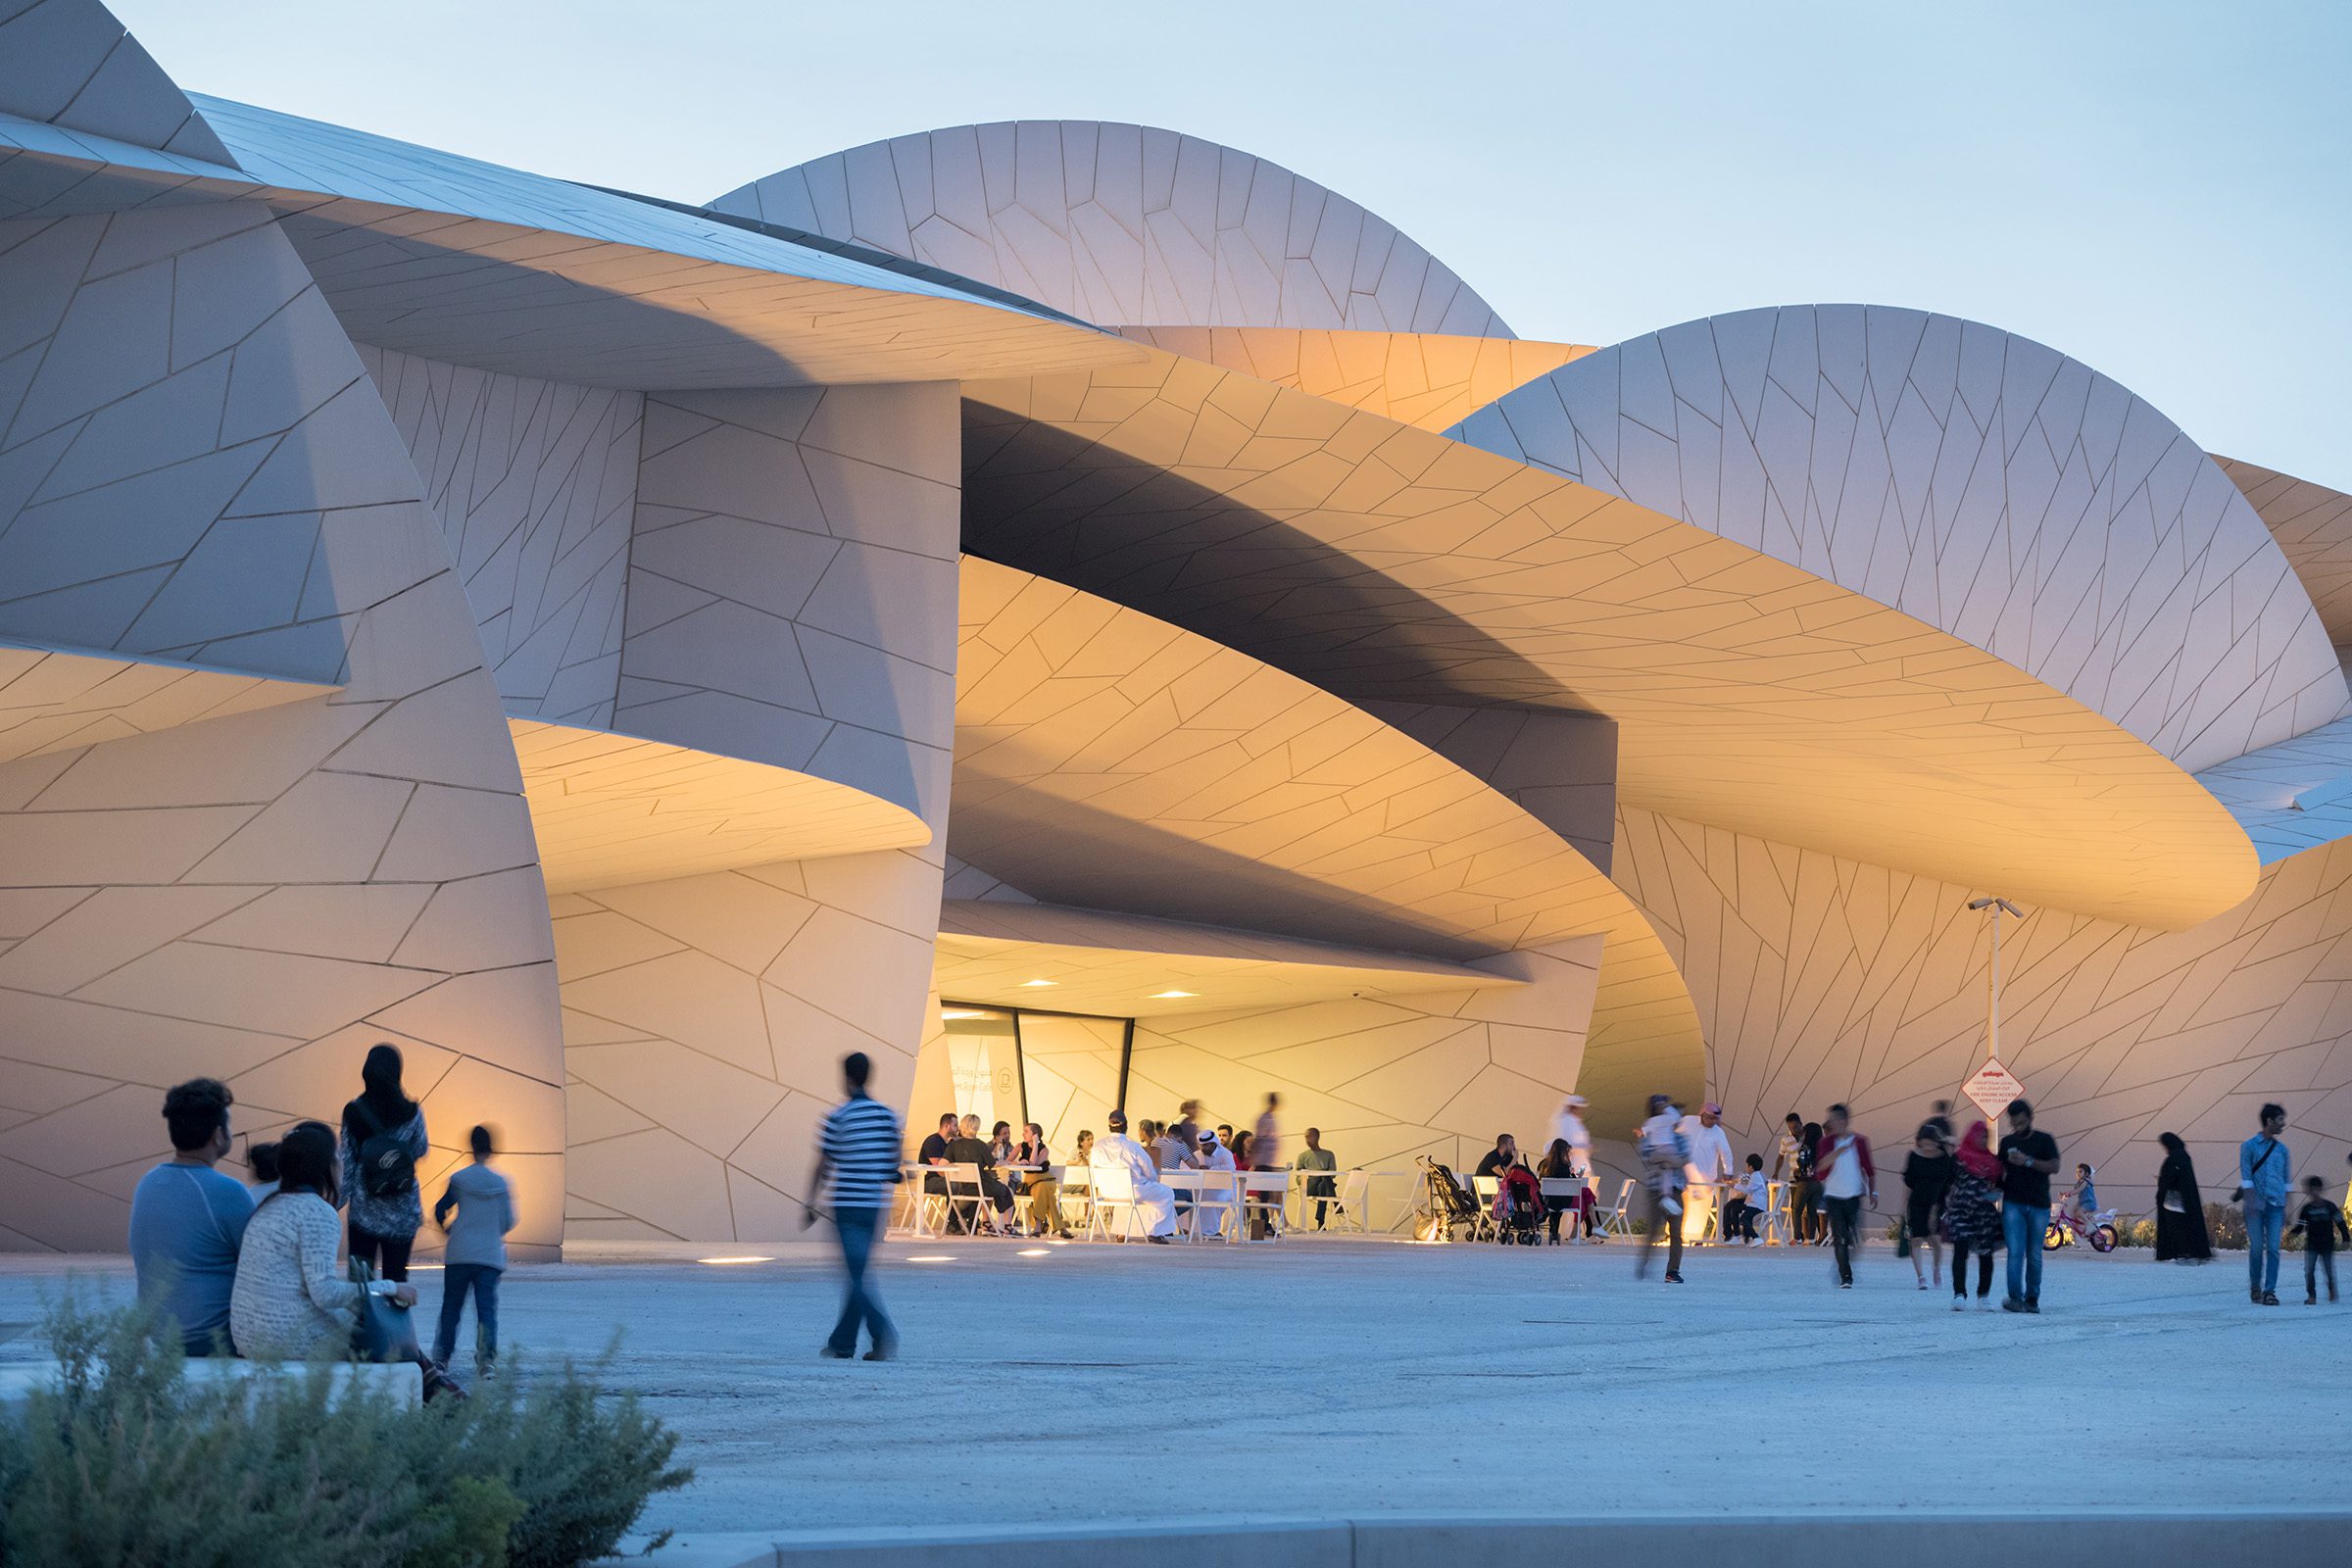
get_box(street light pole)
[1967,896,2023,1059]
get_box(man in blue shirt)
[126,1078,255,1355]
[807,1052,903,1360]
[2239,1102,2292,1306]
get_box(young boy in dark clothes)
[2293,1174,2348,1304]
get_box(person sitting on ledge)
[127,1077,255,1357]
[230,1121,459,1398]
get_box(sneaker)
[474,1361,496,1382]
[820,1345,855,1359]
[2023,1300,2040,1313]
[1839,1281,1852,1290]
[863,1343,897,1361]
[1951,1296,1965,1312]
[2262,1291,2280,1306]
[2307,1296,2318,1305]
[1916,1279,1929,1291]
[1663,1271,1684,1284]
[2252,1286,2264,1303]
[2000,1298,2027,1313]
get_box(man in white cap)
[1678,1102,1738,1245]
[1088,1110,1175,1242]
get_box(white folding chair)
[1538,1177,1584,1245]
[1084,1163,1145,1242]
[1162,1169,1205,1242]
[1240,1170,1288,1241]
[1597,1178,1636,1239]
[1471,1175,1503,1243]
[943,1162,993,1236]
[1190,1170,1238,1242]
[1758,1181,1790,1246]
[1304,1169,1363,1233]
[1055,1165,1094,1237]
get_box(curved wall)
[713,121,1512,337]
[1452,306,2345,771]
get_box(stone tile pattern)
[2196,710,2352,866]
[620,385,959,826]
[190,97,1140,391]
[553,851,943,1244]
[1119,327,1589,433]
[1360,702,1618,874]
[0,0,234,166]
[0,204,564,1251]
[1451,306,2345,773]
[1611,802,2352,1210]
[359,346,643,727]
[960,349,2255,931]
[2216,456,2352,648]
[512,719,930,897]
[713,122,1511,337]
[0,643,328,765]
[951,558,1703,1134]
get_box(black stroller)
[1417,1157,1487,1242]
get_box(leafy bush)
[2206,1201,2248,1250]
[0,1295,688,1568]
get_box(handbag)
[1893,1218,1911,1259]
[348,1257,422,1364]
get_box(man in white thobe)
[1678,1102,1737,1245]
[1183,1129,1238,1239]
[1089,1111,1175,1241]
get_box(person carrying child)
[2292,1174,2348,1305]
[431,1123,515,1379]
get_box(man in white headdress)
[1089,1110,1175,1242]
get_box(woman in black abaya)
[2153,1131,2212,1262]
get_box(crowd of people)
[906,1093,1330,1244]
[123,1044,515,1397]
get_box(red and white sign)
[1963,1057,2026,1121]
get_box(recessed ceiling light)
[697,1255,773,1265]
[939,1007,989,1019]
[1019,978,1056,988]
[1148,990,1197,999]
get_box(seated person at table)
[1720,1153,1768,1245]
[945,1119,1021,1235]
[1089,1111,1175,1241]
[916,1112,957,1191]
[1010,1123,1061,1236]
[1184,1129,1238,1237]
[1294,1127,1339,1229]
[1536,1137,1592,1243]
[1152,1121,1189,1172]
[127,1077,255,1356]
[987,1121,1015,1168]
[1475,1134,1523,1180]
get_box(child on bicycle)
[2065,1162,2098,1232]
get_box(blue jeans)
[432,1262,501,1365]
[829,1206,895,1355]
[2247,1204,2284,1294]
[2003,1203,2047,1302]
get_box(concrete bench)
[0,1355,419,1412]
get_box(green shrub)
[0,1294,688,1568]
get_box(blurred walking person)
[1815,1103,1876,1289]
[2151,1131,2211,1262]
[1902,1122,1953,1291]
[1635,1094,1689,1284]
[431,1123,514,1380]
[807,1052,902,1359]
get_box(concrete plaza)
[0,1232,2334,1549]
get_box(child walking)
[2293,1174,2348,1304]
[433,1124,515,1378]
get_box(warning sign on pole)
[1963,1057,2026,1122]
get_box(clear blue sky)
[120,0,2348,486]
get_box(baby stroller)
[1417,1157,1487,1242]
[1494,1164,1544,1246]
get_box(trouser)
[1303,1174,1336,1227]
[1951,1243,1995,1298]
[2306,1248,2336,1298]
[432,1262,502,1365]
[1638,1185,1684,1277]
[1544,1198,1571,1242]
[1826,1195,1862,1283]
[1791,1181,1821,1241]
[349,1222,414,1282]
[827,1206,895,1355]
[1721,1199,1758,1241]
[2003,1203,2048,1302]
[2247,1204,2284,1294]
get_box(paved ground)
[0,1234,2337,1540]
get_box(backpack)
[351,1099,417,1200]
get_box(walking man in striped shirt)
[807,1052,901,1360]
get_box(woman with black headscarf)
[2153,1131,2212,1263]
[341,1043,428,1281]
